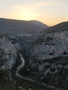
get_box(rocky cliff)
[0,36,17,70]
[0,22,68,90]
[27,22,68,89]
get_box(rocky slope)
[0,36,17,70]
[0,22,68,90]
[0,35,48,90]
[27,22,68,89]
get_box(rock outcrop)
[27,22,68,89]
[0,36,17,70]
[0,22,68,89]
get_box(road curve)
[15,53,65,90]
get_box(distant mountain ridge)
[0,18,48,34]
[43,21,68,33]
[30,20,48,28]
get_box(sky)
[0,0,68,26]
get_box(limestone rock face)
[30,30,68,60]
[0,36,17,70]
[28,30,68,74]
[28,27,68,88]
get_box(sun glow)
[18,10,37,20]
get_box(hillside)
[0,21,68,90]
[30,20,48,29]
[43,21,68,33]
[0,18,48,34]
[27,22,68,89]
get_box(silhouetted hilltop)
[30,20,48,28]
[43,21,68,33]
[0,18,48,34]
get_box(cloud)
[10,2,55,20]
[12,2,54,11]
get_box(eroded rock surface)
[0,36,17,70]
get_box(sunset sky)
[0,0,68,26]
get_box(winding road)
[16,53,25,78]
[16,53,35,82]
[15,53,65,90]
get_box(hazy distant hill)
[30,20,48,28]
[0,18,48,34]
